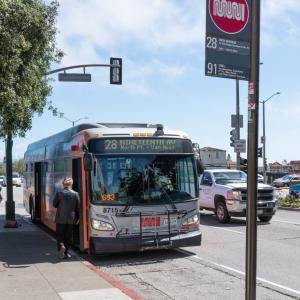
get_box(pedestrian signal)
[258,147,262,158]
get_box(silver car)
[0,175,6,187]
[272,174,300,188]
[257,174,264,183]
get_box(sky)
[1,0,300,165]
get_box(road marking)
[176,249,300,297]
[210,226,245,235]
[273,219,300,226]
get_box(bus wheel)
[215,201,231,224]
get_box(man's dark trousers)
[56,224,73,253]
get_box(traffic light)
[240,158,247,172]
[258,147,262,158]
[230,129,236,147]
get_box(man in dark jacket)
[53,177,80,259]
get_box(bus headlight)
[182,214,199,226]
[91,219,114,231]
[180,214,199,233]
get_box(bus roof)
[26,123,189,152]
[26,123,101,151]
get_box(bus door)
[34,162,43,222]
[72,158,89,251]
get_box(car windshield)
[213,171,247,184]
[92,155,196,205]
[281,175,293,180]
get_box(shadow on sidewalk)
[0,213,78,268]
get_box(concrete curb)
[82,260,144,300]
[277,207,300,211]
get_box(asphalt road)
[86,208,300,299]
[3,187,300,299]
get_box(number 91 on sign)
[206,62,218,75]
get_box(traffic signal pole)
[262,100,266,183]
[246,0,260,299]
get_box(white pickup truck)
[199,169,277,223]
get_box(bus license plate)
[142,217,160,227]
[163,218,178,226]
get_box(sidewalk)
[0,201,142,300]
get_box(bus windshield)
[92,155,196,205]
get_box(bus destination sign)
[89,138,194,154]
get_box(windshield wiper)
[160,187,178,211]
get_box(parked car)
[12,173,22,187]
[272,174,300,188]
[289,184,300,197]
[0,175,6,187]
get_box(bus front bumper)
[90,230,202,254]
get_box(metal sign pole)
[236,79,241,170]
[246,0,260,299]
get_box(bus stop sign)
[205,0,251,81]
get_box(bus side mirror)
[83,153,93,172]
[196,159,204,176]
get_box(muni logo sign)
[209,0,249,34]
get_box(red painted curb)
[82,260,144,300]
[4,220,18,228]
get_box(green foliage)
[0,158,24,175]
[0,0,62,137]
[278,195,300,208]
[13,158,24,175]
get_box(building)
[200,147,227,168]
[289,161,300,174]
[269,161,291,173]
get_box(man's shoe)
[63,252,71,259]
[59,243,66,259]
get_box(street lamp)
[58,113,88,127]
[260,92,281,183]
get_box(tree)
[13,159,24,175]
[0,0,62,226]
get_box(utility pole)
[260,92,280,183]
[246,0,260,299]
[236,79,240,170]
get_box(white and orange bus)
[23,123,201,254]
